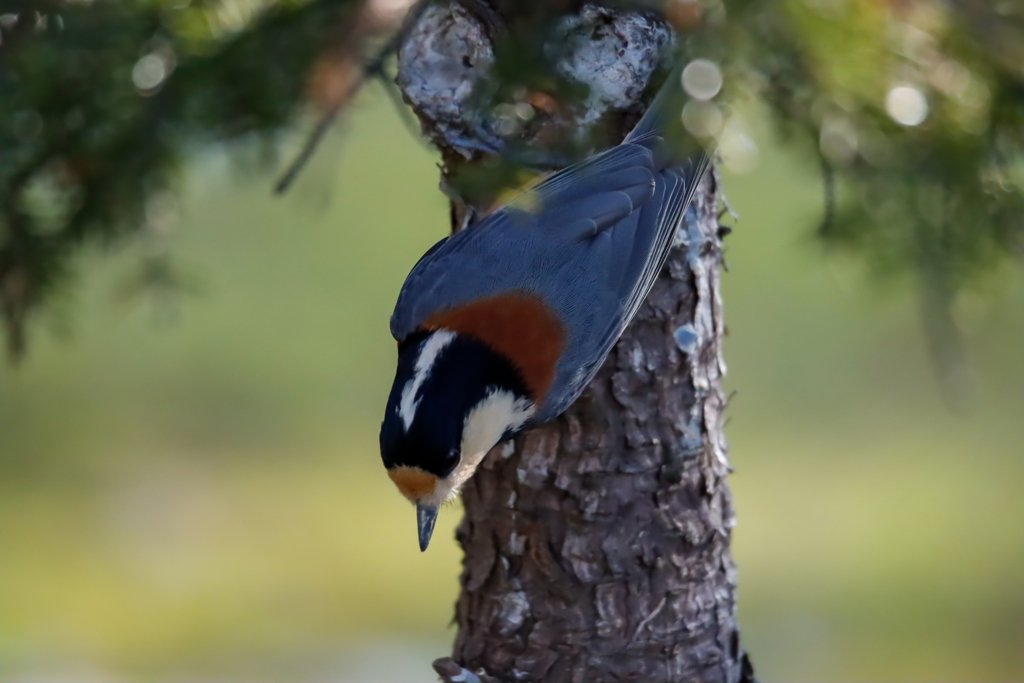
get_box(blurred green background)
[2,89,1022,682]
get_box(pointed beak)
[416,504,439,552]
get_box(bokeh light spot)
[514,102,535,121]
[491,103,521,137]
[682,59,723,101]
[133,53,173,92]
[886,86,929,126]
[719,122,759,174]
[682,100,723,139]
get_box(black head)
[381,329,536,552]
[380,329,531,481]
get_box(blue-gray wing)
[389,139,660,342]
[389,142,708,422]
[591,154,709,352]
[535,150,710,421]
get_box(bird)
[379,63,710,551]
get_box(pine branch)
[273,0,434,194]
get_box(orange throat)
[388,466,439,502]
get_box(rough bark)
[395,3,751,681]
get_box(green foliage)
[719,0,1024,290]
[667,0,1023,391]
[0,0,358,356]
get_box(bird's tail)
[623,61,688,143]
[623,59,711,171]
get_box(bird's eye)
[444,449,461,470]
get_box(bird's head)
[380,328,536,551]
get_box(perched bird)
[380,65,710,551]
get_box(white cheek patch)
[461,389,535,459]
[428,388,535,506]
[399,329,456,431]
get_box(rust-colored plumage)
[388,466,439,501]
[423,293,566,403]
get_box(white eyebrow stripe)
[399,329,457,431]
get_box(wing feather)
[584,152,711,366]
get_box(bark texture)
[396,3,750,681]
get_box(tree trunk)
[395,3,751,681]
